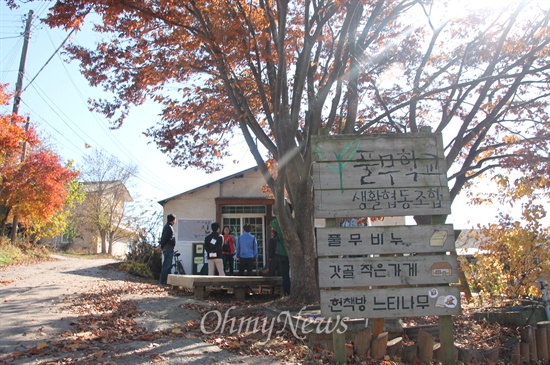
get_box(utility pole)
[12,10,33,115]
[10,10,33,244]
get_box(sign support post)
[427,215,455,365]
[327,217,347,364]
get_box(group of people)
[158,214,290,296]
[203,222,259,276]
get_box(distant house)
[48,180,134,257]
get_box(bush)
[0,238,51,267]
[120,261,155,278]
[124,233,162,279]
[461,218,550,307]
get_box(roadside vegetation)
[119,235,162,280]
[0,238,51,268]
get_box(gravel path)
[0,255,282,365]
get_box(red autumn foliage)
[0,84,79,231]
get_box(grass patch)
[0,238,51,267]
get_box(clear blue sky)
[1,1,535,229]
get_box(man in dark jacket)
[204,222,225,276]
[270,218,290,295]
[159,214,176,285]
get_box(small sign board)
[320,286,461,319]
[312,134,451,218]
[177,219,212,241]
[316,224,455,256]
[314,186,451,218]
[318,254,459,287]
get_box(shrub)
[124,232,162,280]
[462,216,550,307]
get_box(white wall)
[218,170,265,196]
[162,186,217,274]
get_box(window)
[221,206,266,214]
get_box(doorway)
[222,213,266,272]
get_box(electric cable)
[1,7,181,195]
[51,46,180,193]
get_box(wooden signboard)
[318,254,459,287]
[312,134,451,218]
[312,133,460,364]
[320,286,461,319]
[316,224,455,256]
[314,187,451,218]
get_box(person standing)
[159,214,176,285]
[268,229,280,275]
[270,218,290,296]
[222,226,236,275]
[236,224,258,275]
[204,222,225,276]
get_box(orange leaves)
[0,84,78,228]
[502,135,521,144]
[0,85,38,158]
[3,151,78,222]
[0,83,13,105]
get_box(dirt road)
[0,255,281,365]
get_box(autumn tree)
[0,84,37,233]
[0,84,78,240]
[30,168,85,242]
[38,0,550,303]
[78,149,136,255]
[462,212,550,306]
[462,148,550,305]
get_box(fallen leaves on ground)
[0,263,524,365]
[0,266,184,364]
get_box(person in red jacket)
[222,226,236,275]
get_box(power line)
[51,45,180,193]
[23,27,76,93]
[0,14,181,196]
[20,84,177,194]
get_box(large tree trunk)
[288,205,319,304]
[10,215,19,244]
[0,205,9,236]
[100,231,107,254]
[277,165,319,305]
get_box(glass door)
[242,216,265,269]
[222,214,266,272]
